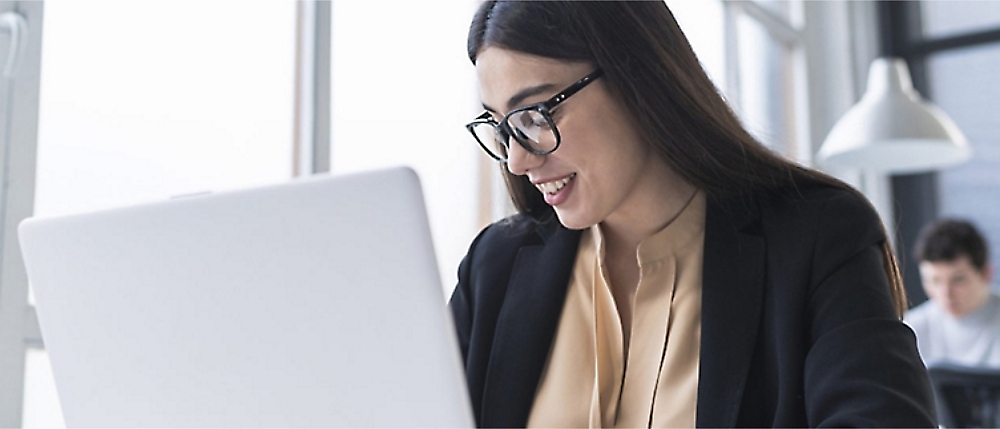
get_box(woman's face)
[475,47,661,230]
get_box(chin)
[553,208,597,231]
[945,306,968,318]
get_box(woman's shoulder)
[757,183,883,233]
[462,214,555,267]
[463,212,584,277]
[762,181,872,210]
[453,214,579,311]
[475,213,547,247]
[742,183,888,272]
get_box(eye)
[547,107,567,124]
[513,109,549,129]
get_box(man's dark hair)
[914,219,990,270]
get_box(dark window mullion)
[904,27,1000,57]
[878,0,937,307]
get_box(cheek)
[924,281,947,298]
[566,119,648,172]
[925,285,941,299]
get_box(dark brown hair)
[915,218,990,271]
[468,1,908,317]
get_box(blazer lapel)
[697,194,766,428]
[480,222,582,428]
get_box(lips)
[534,173,576,195]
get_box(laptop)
[18,166,474,428]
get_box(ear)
[983,263,994,283]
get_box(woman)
[449,2,936,427]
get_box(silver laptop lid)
[19,167,473,428]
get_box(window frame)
[0,1,43,426]
[724,0,814,165]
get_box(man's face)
[920,255,993,317]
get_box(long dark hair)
[467,1,909,317]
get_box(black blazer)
[449,185,936,428]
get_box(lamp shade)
[818,57,970,173]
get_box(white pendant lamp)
[818,57,971,173]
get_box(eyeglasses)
[466,69,604,162]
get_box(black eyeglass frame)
[466,69,604,162]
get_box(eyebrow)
[482,83,558,113]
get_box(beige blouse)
[527,192,706,428]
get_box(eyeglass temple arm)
[543,69,604,110]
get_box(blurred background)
[0,0,997,426]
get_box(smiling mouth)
[534,173,576,195]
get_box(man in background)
[906,218,1000,367]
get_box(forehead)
[475,47,592,110]
[920,256,979,276]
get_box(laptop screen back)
[19,167,473,428]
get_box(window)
[34,1,295,218]
[1,1,43,427]
[920,1,1000,39]
[666,0,727,92]
[880,0,1000,305]
[329,0,480,292]
[931,44,1000,291]
[725,0,810,164]
[736,12,797,156]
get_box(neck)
[600,163,697,255]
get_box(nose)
[505,138,544,176]
[944,284,958,300]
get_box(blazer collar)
[696,193,767,428]
[481,220,582,428]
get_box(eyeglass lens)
[471,110,558,161]
[470,122,509,160]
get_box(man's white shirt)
[906,293,1000,367]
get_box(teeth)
[535,174,575,195]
